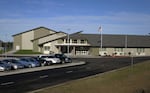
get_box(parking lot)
[0,54,73,72]
[0,61,85,76]
[0,56,150,93]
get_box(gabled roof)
[67,33,150,48]
[12,26,57,36]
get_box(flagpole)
[99,26,103,56]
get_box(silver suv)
[38,55,61,66]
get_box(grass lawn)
[32,60,150,93]
[14,50,41,54]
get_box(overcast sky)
[0,0,150,41]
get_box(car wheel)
[13,66,18,70]
[28,64,32,68]
[47,61,52,65]
[41,63,45,66]
[62,60,65,64]
[41,61,47,66]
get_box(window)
[81,40,87,44]
[73,40,77,43]
[44,46,50,51]
[137,48,145,53]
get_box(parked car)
[15,58,32,68]
[38,55,61,66]
[2,59,24,70]
[0,61,11,71]
[31,56,40,62]
[19,57,40,67]
[54,54,72,63]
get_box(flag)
[98,26,102,32]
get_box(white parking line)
[39,75,49,79]
[66,71,73,73]
[0,82,14,86]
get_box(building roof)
[12,26,57,36]
[67,33,150,48]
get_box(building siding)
[38,33,66,45]
[145,48,150,55]
[33,40,39,52]
[13,34,22,50]
[43,41,59,54]
[22,31,34,50]
[57,39,63,44]
[34,28,55,39]
[90,47,99,56]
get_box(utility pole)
[125,35,128,56]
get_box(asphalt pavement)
[0,56,150,93]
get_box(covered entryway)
[61,46,73,54]
[75,46,89,55]
[57,45,90,55]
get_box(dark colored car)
[54,54,72,63]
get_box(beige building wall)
[43,41,59,54]
[33,40,40,52]
[22,31,34,50]
[34,28,55,39]
[105,48,150,56]
[57,39,64,44]
[13,35,22,50]
[90,47,99,56]
[106,48,114,55]
[145,48,150,56]
[38,33,66,45]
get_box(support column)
[58,46,61,53]
[72,46,76,55]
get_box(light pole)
[67,33,70,55]
[125,35,128,56]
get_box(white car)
[38,55,61,65]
